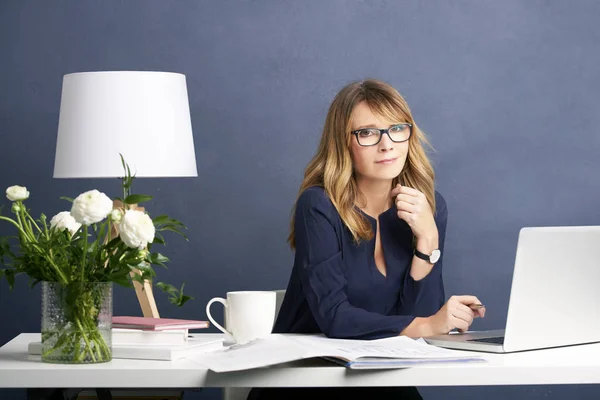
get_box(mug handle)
[206,297,232,338]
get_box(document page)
[288,335,477,360]
[188,334,310,372]
[188,334,482,372]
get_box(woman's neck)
[355,177,393,218]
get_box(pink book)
[112,316,210,331]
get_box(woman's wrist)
[415,234,439,254]
[400,317,436,338]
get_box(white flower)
[118,209,155,249]
[6,185,29,201]
[50,211,82,235]
[70,190,113,225]
[110,209,123,224]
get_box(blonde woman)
[248,79,485,400]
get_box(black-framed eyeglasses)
[351,123,413,147]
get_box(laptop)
[424,226,600,353]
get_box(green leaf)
[173,294,193,307]
[130,261,156,276]
[152,215,169,225]
[156,282,194,307]
[159,226,188,240]
[130,272,153,285]
[124,194,153,205]
[164,219,187,229]
[130,273,143,285]
[152,234,165,245]
[126,159,133,179]
[0,238,6,265]
[156,282,178,295]
[149,252,169,265]
[111,275,132,288]
[106,237,122,249]
[120,153,127,173]
[153,216,186,230]
[4,269,15,289]
[59,196,74,203]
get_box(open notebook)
[187,334,485,372]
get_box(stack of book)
[29,316,224,361]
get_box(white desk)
[1,333,600,388]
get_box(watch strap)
[414,248,430,262]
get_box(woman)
[248,79,485,400]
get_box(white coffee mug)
[205,291,276,344]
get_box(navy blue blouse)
[273,186,448,340]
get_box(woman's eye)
[359,129,377,137]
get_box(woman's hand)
[390,184,438,249]
[427,295,486,335]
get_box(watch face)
[430,249,441,263]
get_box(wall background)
[1,1,599,399]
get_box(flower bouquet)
[0,156,192,363]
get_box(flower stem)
[75,319,97,363]
[42,215,50,240]
[45,256,69,284]
[24,210,42,234]
[18,205,38,241]
[0,215,29,237]
[14,212,31,243]
[81,225,89,281]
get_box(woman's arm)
[295,188,417,340]
[397,191,447,318]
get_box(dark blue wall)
[1,1,600,399]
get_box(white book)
[29,334,224,361]
[112,328,188,346]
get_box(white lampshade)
[53,71,198,178]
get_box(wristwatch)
[414,248,441,264]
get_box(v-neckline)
[355,206,396,281]
[373,218,388,279]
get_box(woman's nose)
[378,132,394,151]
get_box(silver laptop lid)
[503,226,600,352]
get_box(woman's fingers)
[452,306,474,325]
[396,200,417,213]
[457,303,475,318]
[453,295,482,306]
[453,317,470,333]
[395,194,418,205]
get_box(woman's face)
[349,101,409,183]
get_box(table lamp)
[53,71,198,318]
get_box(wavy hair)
[288,79,436,249]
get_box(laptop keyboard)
[467,336,505,344]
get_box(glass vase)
[41,281,112,364]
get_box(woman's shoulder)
[296,186,337,216]
[434,190,448,219]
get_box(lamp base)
[112,200,160,318]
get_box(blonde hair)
[288,79,436,249]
